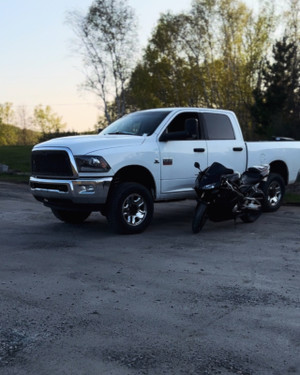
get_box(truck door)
[202,112,247,173]
[159,112,207,196]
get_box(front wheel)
[51,209,91,224]
[192,202,207,234]
[261,173,285,212]
[241,194,263,223]
[107,182,154,234]
[240,208,262,223]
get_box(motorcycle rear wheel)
[192,202,207,233]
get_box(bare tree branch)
[67,0,138,124]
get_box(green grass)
[284,192,300,205]
[0,173,29,183]
[0,145,32,173]
[0,145,32,183]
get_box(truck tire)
[51,209,91,224]
[261,173,285,212]
[107,182,154,234]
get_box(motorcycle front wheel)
[241,194,263,223]
[240,207,262,223]
[192,202,208,234]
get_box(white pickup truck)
[30,108,300,233]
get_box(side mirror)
[159,132,186,141]
[194,162,200,169]
[159,133,168,142]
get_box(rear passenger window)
[203,113,235,140]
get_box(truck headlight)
[75,155,111,172]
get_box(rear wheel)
[51,209,91,224]
[261,173,285,212]
[107,182,154,234]
[192,202,207,234]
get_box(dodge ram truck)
[30,108,300,233]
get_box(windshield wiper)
[106,131,136,135]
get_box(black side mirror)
[194,162,200,169]
[159,133,168,142]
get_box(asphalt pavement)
[0,182,299,375]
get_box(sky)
[0,0,263,132]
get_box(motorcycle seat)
[241,166,269,185]
[222,172,240,183]
[247,164,270,178]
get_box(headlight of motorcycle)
[75,155,111,172]
[202,183,217,190]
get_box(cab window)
[203,113,235,140]
[162,113,201,141]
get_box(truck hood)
[34,134,146,155]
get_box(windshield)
[101,111,171,136]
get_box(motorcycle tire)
[192,202,207,234]
[240,209,262,223]
[260,173,285,212]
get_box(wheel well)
[111,165,156,198]
[269,160,288,185]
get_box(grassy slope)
[0,145,32,183]
[0,145,32,172]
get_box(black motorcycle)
[192,162,270,233]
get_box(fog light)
[78,185,95,194]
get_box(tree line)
[70,0,300,140]
[0,103,69,146]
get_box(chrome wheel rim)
[122,193,147,226]
[268,181,282,207]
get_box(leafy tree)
[284,0,300,44]
[0,103,40,145]
[0,102,15,125]
[18,128,40,145]
[0,124,18,145]
[127,0,274,138]
[32,105,66,136]
[128,12,206,109]
[0,102,16,145]
[0,124,39,146]
[16,106,31,129]
[68,0,138,123]
[16,106,35,145]
[252,36,300,139]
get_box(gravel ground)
[0,182,299,375]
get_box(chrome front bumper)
[30,176,112,204]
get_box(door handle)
[194,148,205,153]
[233,147,243,152]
